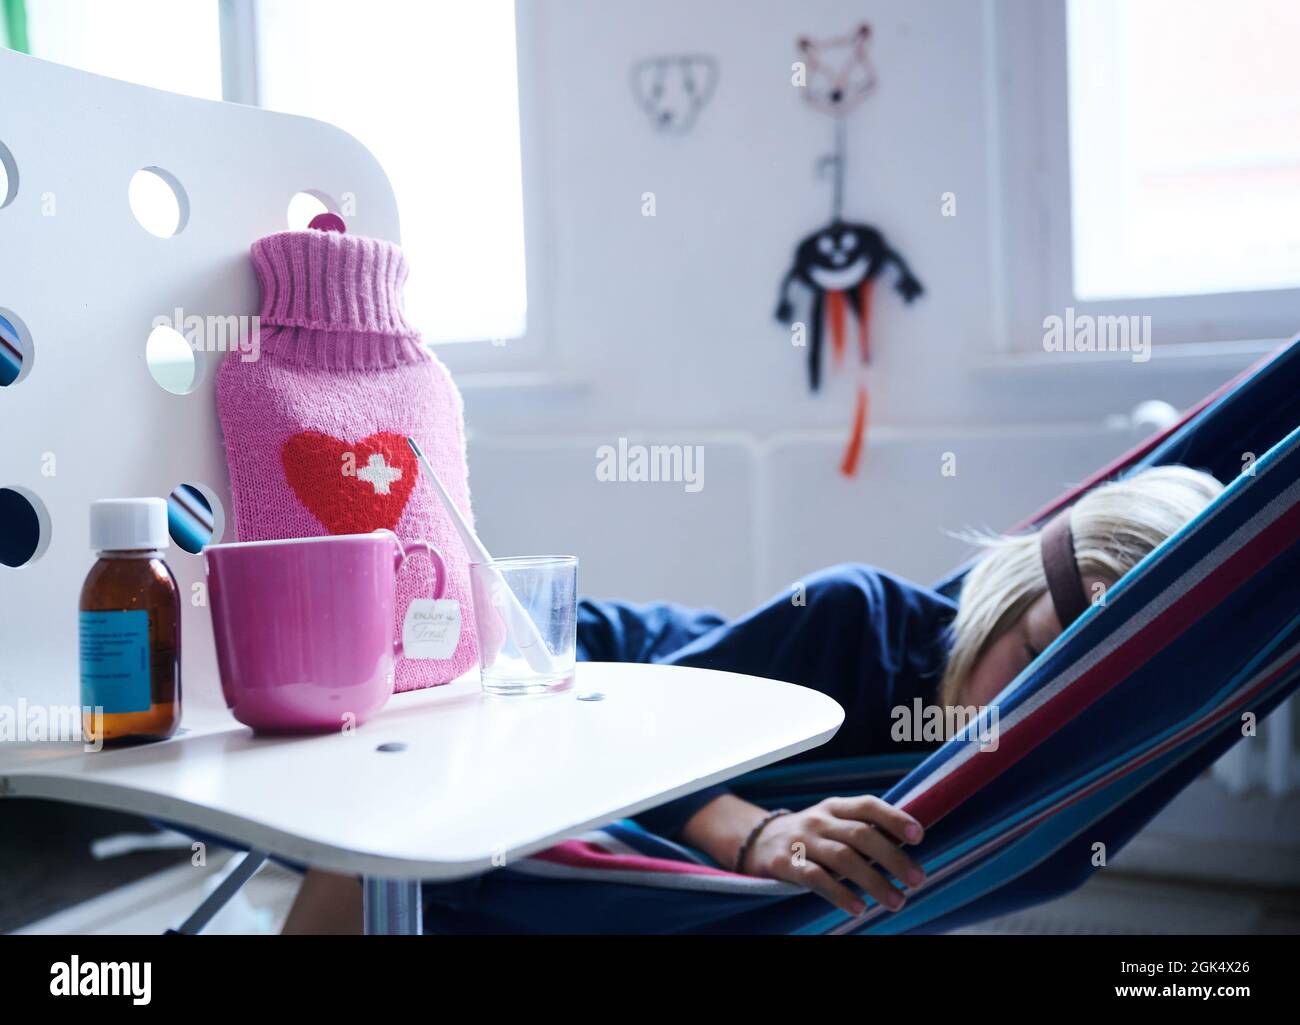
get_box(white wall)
[462,0,1251,615]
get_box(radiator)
[1212,694,1300,797]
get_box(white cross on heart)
[357,453,403,495]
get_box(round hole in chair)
[0,308,33,386]
[0,140,17,209]
[146,322,204,395]
[129,166,190,238]
[287,190,337,230]
[167,482,224,554]
[0,486,52,568]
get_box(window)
[256,0,530,347]
[15,1,222,252]
[21,0,222,100]
[1068,0,1300,301]
[11,0,536,354]
[996,0,1300,351]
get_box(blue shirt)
[576,563,958,838]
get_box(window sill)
[453,370,591,396]
[976,336,1286,377]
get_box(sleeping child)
[282,464,1223,931]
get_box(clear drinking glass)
[468,556,577,697]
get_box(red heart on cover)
[281,430,419,535]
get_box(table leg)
[362,877,423,935]
[177,849,269,935]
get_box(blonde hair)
[938,465,1224,707]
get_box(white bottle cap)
[89,498,169,552]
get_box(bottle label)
[80,610,152,714]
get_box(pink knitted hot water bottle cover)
[216,228,477,690]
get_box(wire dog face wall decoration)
[775,23,924,477]
[629,54,720,134]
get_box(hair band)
[1039,508,1090,629]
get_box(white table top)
[0,663,843,880]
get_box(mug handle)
[392,538,447,661]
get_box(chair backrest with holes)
[0,49,400,715]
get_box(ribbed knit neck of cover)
[250,229,427,369]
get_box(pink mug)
[204,530,446,733]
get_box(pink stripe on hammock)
[531,839,740,878]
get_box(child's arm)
[281,868,362,934]
[680,792,926,916]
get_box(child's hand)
[743,795,925,916]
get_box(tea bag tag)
[402,599,461,660]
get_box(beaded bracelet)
[733,808,793,874]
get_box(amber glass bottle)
[79,499,181,745]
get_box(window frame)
[218,0,551,373]
[992,0,1300,356]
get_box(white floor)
[954,874,1300,935]
[15,849,299,936]
[15,852,1300,935]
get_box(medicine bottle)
[79,498,181,744]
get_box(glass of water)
[468,556,577,697]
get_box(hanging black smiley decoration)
[774,23,924,476]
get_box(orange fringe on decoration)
[840,384,868,477]
[827,289,847,366]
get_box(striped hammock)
[424,337,1300,934]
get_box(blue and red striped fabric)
[423,338,1300,935]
